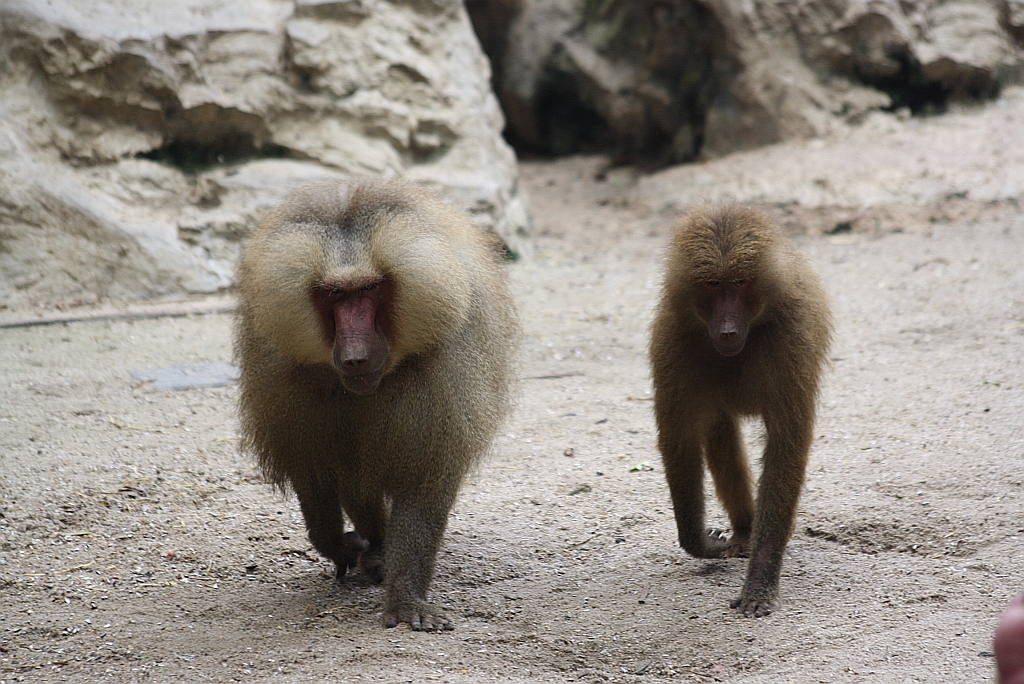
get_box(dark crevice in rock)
[464,0,518,74]
[840,44,998,115]
[137,105,294,173]
[138,137,293,174]
[858,52,954,114]
[529,71,614,157]
[470,0,743,166]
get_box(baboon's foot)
[725,533,750,558]
[730,593,778,618]
[383,601,454,631]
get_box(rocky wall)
[0,0,531,311]
[468,0,1024,164]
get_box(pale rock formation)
[0,0,530,311]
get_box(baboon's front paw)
[384,602,454,631]
[703,528,731,557]
[729,594,778,618]
[334,531,369,578]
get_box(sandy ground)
[2,95,1024,683]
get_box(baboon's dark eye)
[706,280,721,287]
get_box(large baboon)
[234,180,517,631]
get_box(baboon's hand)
[701,528,731,557]
[334,531,369,578]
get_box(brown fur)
[650,205,833,617]
[234,179,518,631]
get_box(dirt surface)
[3,98,1024,683]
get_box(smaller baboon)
[234,179,517,631]
[650,205,833,617]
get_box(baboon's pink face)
[695,279,761,357]
[313,280,393,395]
